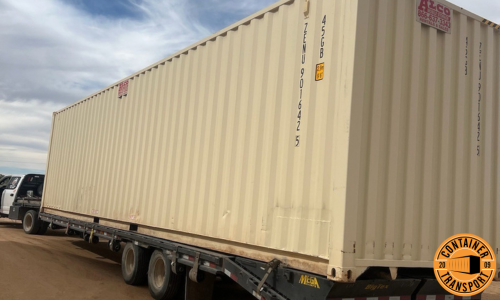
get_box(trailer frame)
[38,212,480,300]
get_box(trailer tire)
[148,250,180,300]
[122,242,149,285]
[90,236,99,244]
[37,221,49,235]
[23,210,40,235]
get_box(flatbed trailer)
[38,212,477,300]
[28,0,500,298]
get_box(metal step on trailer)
[38,213,480,300]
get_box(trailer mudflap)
[326,279,421,300]
[415,279,482,299]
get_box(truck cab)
[0,174,44,217]
[0,175,12,197]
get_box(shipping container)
[448,256,480,274]
[41,0,500,285]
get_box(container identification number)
[465,37,468,75]
[477,42,482,156]
[296,22,308,147]
[319,15,326,59]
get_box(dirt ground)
[0,219,253,300]
[0,219,499,300]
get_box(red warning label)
[416,0,452,33]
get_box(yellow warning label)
[315,63,324,81]
[299,275,320,288]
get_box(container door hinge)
[256,259,281,295]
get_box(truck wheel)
[122,242,149,285]
[37,221,49,235]
[23,210,40,235]
[148,250,180,300]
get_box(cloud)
[0,100,57,173]
[183,0,277,31]
[0,0,276,105]
[0,0,205,105]
[0,0,276,174]
[448,0,500,24]
[3,0,496,176]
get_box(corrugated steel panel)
[343,0,500,281]
[42,0,357,277]
[42,0,500,282]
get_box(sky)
[0,0,499,176]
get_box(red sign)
[416,0,452,33]
[118,80,129,98]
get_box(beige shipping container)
[42,0,500,282]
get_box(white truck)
[0,175,12,195]
[14,0,499,299]
[0,174,48,234]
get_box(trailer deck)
[39,212,475,300]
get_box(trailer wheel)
[121,242,149,285]
[23,210,40,235]
[37,221,49,235]
[148,250,180,300]
[109,240,121,252]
